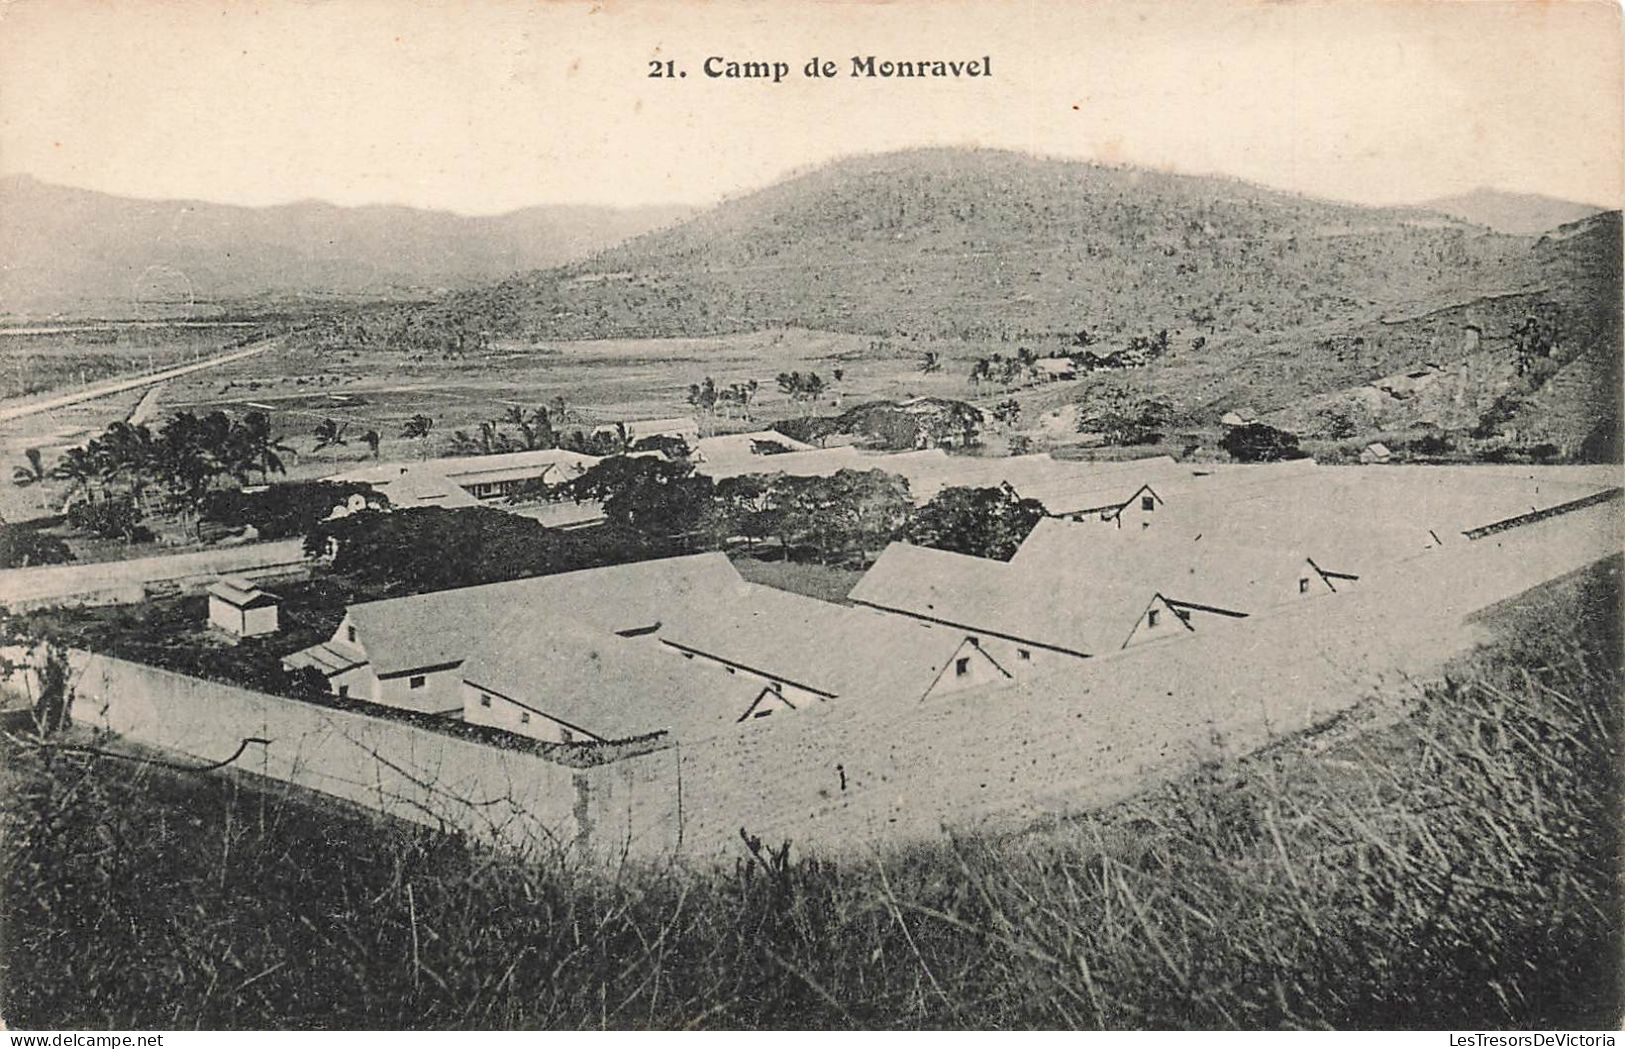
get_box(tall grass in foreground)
[1,562,1619,1030]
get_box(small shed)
[207,576,280,638]
[1359,442,1393,465]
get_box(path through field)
[0,341,273,423]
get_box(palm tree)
[313,418,349,453]
[401,414,434,458]
[50,446,101,506]
[919,351,942,374]
[230,412,294,483]
[96,421,160,510]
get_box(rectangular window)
[1147,609,1160,627]
[753,709,773,719]
[955,656,971,677]
[1018,648,1031,661]
[346,625,357,643]
[1299,577,1310,593]
[337,685,350,698]
[561,729,574,744]
[1141,495,1155,512]
[519,712,531,725]
[408,675,425,689]
[478,694,491,708]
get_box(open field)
[0,323,266,400]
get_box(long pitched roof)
[659,580,984,701]
[1012,518,1324,610]
[325,449,600,506]
[848,542,1162,656]
[692,446,870,481]
[460,619,761,742]
[344,553,743,677]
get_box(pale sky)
[0,0,1619,214]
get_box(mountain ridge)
[0,174,696,316]
[1419,187,1607,237]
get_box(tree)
[563,455,714,543]
[503,406,555,451]
[688,377,720,433]
[1077,389,1172,446]
[904,484,1045,561]
[992,399,1022,427]
[203,480,387,540]
[230,411,294,482]
[0,524,73,568]
[401,414,434,458]
[12,448,47,488]
[1220,422,1307,463]
[360,429,382,460]
[67,497,149,543]
[306,505,667,593]
[313,418,350,452]
[776,372,826,414]
[50,446,102,505]
[919,351,942,375]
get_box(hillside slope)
[432,148,1530,341]
[0,175,693,316]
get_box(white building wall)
[463,683,592,742]
[957,632,1086,677]
[922,639,1011,697]
[242,604,278,637]
[207,597,242,635]
[374,665,465,715]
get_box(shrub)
[66,498,149,542]
[1220,422,1307,462]
[0,526,73,568]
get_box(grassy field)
[0,324,264,400]
[1,558,1616,1030]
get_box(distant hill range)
[379,147,1618,458]
[422,148,1579,341]
[0,174,694,317]
[1419,188,1608,237]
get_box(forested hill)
[0,175,694,316]
[416,147,1555,341]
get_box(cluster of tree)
[66,498,152,544]
[902,484,1046,561]
[1076,388,1174,446]
[447,405,562,457]
[554,454,1040,565]
[306,311,492,360]
[771,398,983,451]
[1219,422,1307,462]
[306,506,672,593]
[775,371,828,412]
[969,347,1044,389]
[687,377,760,428]
[0,523,73,568]
[11,411,295,537]
[201,481,387,541]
